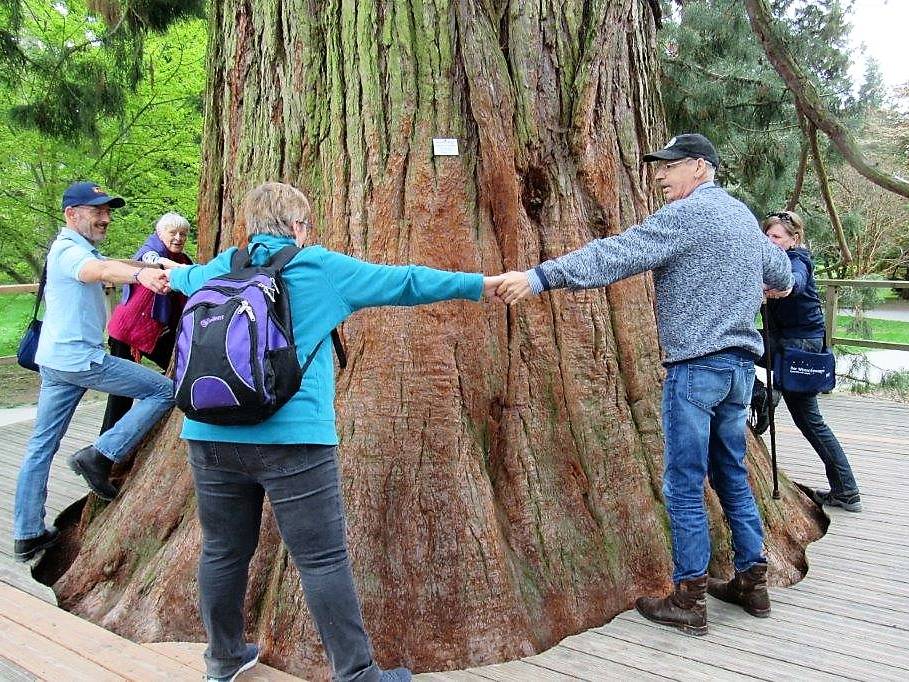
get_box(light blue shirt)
[34,228,108,371]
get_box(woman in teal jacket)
[167,182,503,682]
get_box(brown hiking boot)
[707,563,771,617]
[635,575,708,636]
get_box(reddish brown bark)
[47,2,823,679]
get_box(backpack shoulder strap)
[229,242,270,271]
[331,329,347,368]
[266,245,301,272]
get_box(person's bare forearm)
[79,259,170,293]
[108,258,165,270]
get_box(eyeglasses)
[658,157,714,170]
[293,217,313,230]
[764,211,793,223]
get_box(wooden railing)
[818,279,909,352]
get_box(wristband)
[132,268,144,282]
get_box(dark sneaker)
[13,526,60,562]
[205,643,259,682]
[68,445,118,501]
[810,489,862,512]
[380,668,413,681]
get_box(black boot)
[13,526,60,562]
[635,575,708,635]
[708,563,771,617]
[68,445,118,501]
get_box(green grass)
[0,294,38,357]
[834,314,909,345]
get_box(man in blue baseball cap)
[12,181,176,562]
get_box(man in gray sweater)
[497,133,792,635]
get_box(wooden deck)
[1,394,907,680]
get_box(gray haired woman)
[167,182,505,681]
[101,212,193,433]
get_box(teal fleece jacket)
[168,234,484,444]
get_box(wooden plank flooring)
[0,394,907,680]
[432,394,909,681]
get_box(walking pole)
[760,303,781,499]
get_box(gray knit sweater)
[527,182,793,364]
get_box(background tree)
[40,1,823,679]
[659,0,909,277]
[0,1,206,281]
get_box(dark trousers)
[100,333,175,434]
[759,337,859,497]
[187,441,381,681]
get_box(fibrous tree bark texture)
[47,1,823,678]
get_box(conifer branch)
[805,117,853,264]
[744,0,909,199]
[787,115,809,211]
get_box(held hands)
[138,267,170,295]
[483,274,507,300]
[763,284,793,299]
[496,271,533,305]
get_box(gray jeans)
[187,441,382,681]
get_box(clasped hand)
[481,271,533,304]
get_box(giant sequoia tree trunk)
[46,1,823,678]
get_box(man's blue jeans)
[187,441,382,681]
[662,351,766,583]
[13,355,174,540]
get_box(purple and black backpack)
[174,245,311,425]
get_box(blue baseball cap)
[61,181,126,210]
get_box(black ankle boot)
[68,445,118,500]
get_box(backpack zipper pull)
[258,282,276,302]
[239,300,256,322]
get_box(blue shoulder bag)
[769,307,836,394]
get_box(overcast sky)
[848,0,909,95]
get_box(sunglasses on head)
[764,211,793,222]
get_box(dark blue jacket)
[767,247,825,339]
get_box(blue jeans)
[13,355,174,540]
[187,441,382,681]
[777,337,859,497]
[662,351,766,582]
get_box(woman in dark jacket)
[759,210,861,512]
[100,212,193,433]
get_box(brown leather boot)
[707,563,771,617]
[635,575,708,635]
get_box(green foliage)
[0,0,204,139]
[879,370,909,396]
[659,0,909,283]
[0,293,34,356]
[659,1,867,212]
[0,5,205,282]
[835,313,909,345]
